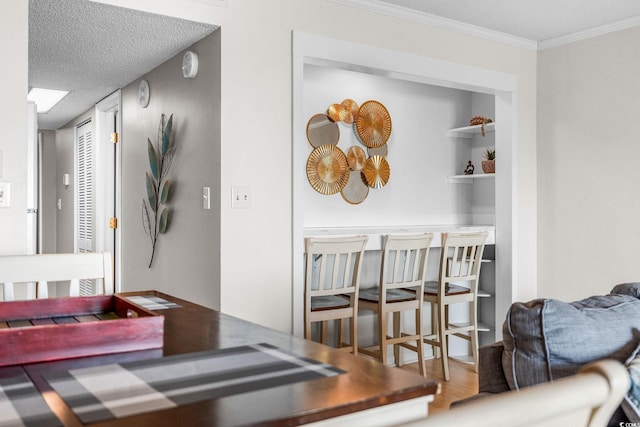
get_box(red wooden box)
[0,294,164,366]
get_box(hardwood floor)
[398,358,479,414]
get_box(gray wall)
[120,32,221,309]
[47,32,221,309]
[39,130,57,253]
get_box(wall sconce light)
[63,173,70,187]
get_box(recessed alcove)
[292,32,516,345]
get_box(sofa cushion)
[621,342,640,422]
[478,342,509,393]
[502,293,640,390]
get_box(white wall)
[301,65,483,227]
[40,130,57,254]
[10,0,537,332]
[301,65,499,227]
[221,0,536,331]
[538,27,640,300]
[0,0,28,256]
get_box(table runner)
[45,343,344,423]
[125,295,181,310]
[0,373,61,427]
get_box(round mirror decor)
[368,144,388,158]
[306,114,340,148]
[341,170,369,204]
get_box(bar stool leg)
[415,306,426,377]
[439,302,450,381]
[379,311,388,366]
[393,311,401,367]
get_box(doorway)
[94,91,121,291]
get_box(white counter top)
[303,224,495,250]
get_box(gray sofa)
[476,283,640,426]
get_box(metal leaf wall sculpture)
[142,113,176,267]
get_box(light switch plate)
[0,181,11,208]
[203,187,211,210]
[231,186,251,209]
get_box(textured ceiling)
[29,0,217,130]
[375,0,640,42]
[32,1,640,129]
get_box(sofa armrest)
[479,341,510,393]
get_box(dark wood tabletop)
[10,291,438,426]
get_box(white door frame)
[95,90,122,291]
[26,101,38,256]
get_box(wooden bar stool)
[304,235,368,354]
[422,232,488,381]
[358,233,434,376]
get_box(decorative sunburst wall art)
[305,99,391,204]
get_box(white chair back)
[380,233,433,299]
[398,360,630,427]
[438,232,487,297]
[0,252,114,301]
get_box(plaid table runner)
[0,373,61,427]
[125,295,181,310]
[45,343,344,424]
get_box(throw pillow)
[612,282,640,299]
[502,294,640,390]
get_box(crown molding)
[329,0,538,51]
[538,15,640,50]
[330,0,640,52]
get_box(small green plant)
[142,113,176,268]
[483,148,496,160]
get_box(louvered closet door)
[76,120,96,295]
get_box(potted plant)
[482,148,495,174]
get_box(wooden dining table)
[1,291,439,426]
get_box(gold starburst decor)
[341,99,359,124]
[347,146,367,171]
[305,99,391,202]
[355,100,392,148]
[306,144,350,195]
[327,103,348,122]
[362,155,391,188]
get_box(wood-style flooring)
[398,358,479,414]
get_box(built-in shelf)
[447,173,496,184]
[447,123,496,183]
[477,322,493,332]
[446,122,495,138]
